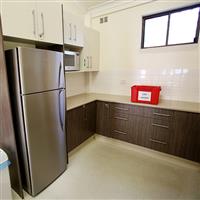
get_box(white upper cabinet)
[1,1,63,44]
[81,27,100,72]
[1,2,37,41]
[63,11,84,47]
[36,2,63,44]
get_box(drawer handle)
[114,130,127,135]
[149,138,167,145]
[114,117,128,121]
[115,107,129,111]
[153,112,171,117]
[152,123,169,129]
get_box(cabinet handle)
[84,59,86,67]
[74,25,77,41]
[69,23,72,40]
[152,123,169,129]
[39,13,45,38]
[114,130,127,135]
[82,105,87,120]
[149,138,167,145]
[87,56,90,68]
[115,107,129,111]
[114,117,128,121]
[104,103,109,108]
[32,10,36,36]
[153,112,171,117]
[90,56,92,68]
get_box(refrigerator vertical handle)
[58,90,64,132]
[58,61,62,88]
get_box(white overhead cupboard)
[81,27,100,72]
[1,2,63,44]
[63,10,84,47]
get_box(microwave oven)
[64,50,80,71]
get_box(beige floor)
[13,135,200,200]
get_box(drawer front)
[149,139,169,153]
[151,108,174,120]
[110,113,130,142]
[130,105,152,117]
[111,103,130,114]
[149,118,172,153]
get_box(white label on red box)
[138,91,151,101]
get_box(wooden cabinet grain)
[170,111,200,162]
[66,102,96,152]
[68,100,200,162]
[96,101,110,137]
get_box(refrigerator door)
[22,89,66,196]
[17,47,64,95]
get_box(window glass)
[142,4,200,48]
[168,8,199,44]
[144,15,168,47]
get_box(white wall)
[65,72,89,97]
[90,0,200,102]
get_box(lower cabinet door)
[130,115,151,148]
[170,111,200,162]
[96,101,110,137]
[84,102,96,140]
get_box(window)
[141,4,200,48]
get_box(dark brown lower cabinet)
[170,111,200,162]
[0,19,23,197]
[131,115,151,148]
[66,102,96,152]
[96,101,200,162]
[68,100,200,162]
[96,101,110,137]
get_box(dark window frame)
[141,3,200,49]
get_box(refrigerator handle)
[58,90,64,132]
[58,61,62,88]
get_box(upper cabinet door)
[74,15,84,47]
[63,10,84,47]
[80,27,100,72]
[1,2,37,41]
[36,2,63,44]
[63,11,74,46]
[89,28,100,71]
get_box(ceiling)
[76,0,110,9]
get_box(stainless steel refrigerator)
[5,47,67,196]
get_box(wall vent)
[100,16,108,24]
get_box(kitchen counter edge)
[66,93,200,114]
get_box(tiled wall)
[90,0,200,102]
[66,73,89,97]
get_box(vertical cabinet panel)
[170,111,200,162]
[0,20,24,198]
[1,2,37,40]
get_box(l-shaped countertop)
[66,93,200,113]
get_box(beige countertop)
[67,93,200,113]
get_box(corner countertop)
[66,93,200,113]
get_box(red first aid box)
[131,85,161,105]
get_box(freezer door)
[22,89,66,196]
[17,47,64,94]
